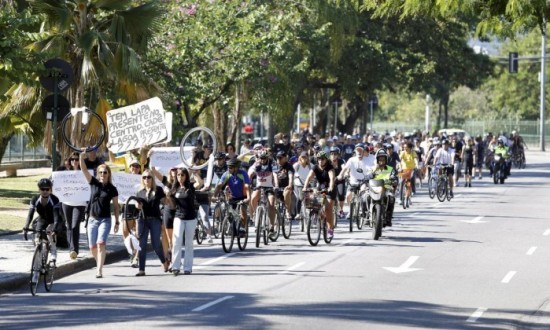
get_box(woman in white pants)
[166,167,198,276]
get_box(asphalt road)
[1,151,549,330]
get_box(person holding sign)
[165,168,199,276]
[58,152,86,260]
[80,150,120,278]
[134,169,173,276]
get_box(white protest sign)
[51,171,90,203]
[111,173,142,204]
[106,97,168,153]
[149,147,184,175]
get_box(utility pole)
[540,18,546,151]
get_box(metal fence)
[372,119,550,149]
[1,134,49,162]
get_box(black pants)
[62,204,85,254]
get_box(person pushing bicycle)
[23,178,62,264]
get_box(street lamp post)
[425,94,431,134]
[540,18,546,151]
[368,95,378,133]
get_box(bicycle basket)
[303,191,321,210]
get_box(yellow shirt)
[400,151,416,170]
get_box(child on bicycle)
[23,178,62,264]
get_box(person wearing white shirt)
[338,144,372,203]
[433,140,454,197]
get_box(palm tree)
[10,0,163,161]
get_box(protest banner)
[51,171,90,203]
[112,173,142,204]
[149,147,184,175]
[106,97,168,153]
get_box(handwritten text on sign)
[52,171,90,203]
[106,97,168,153]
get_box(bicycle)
[399,169,414,209]
[303,189,333,246]
[24,228,56,296]
[347,169,369,232]
[274,188,294,240]
[211,191,227,239]
[194,206,208,245]
[435,164,453,202]
[221,199,249,253]
[60,107,106,152]
[254,187,274,248]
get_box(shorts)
[87,217,111,248]
[163,207,176,229]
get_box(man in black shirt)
[24,178,61,263]
[274,151,295,219]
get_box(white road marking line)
[544,229,550,236]
[467,307,487,323]
[338,238,355,246]
[279,262,306,274]
[192,296,234,312]
[383,256,422,273]
[501,271,517,284]
[462,216,486,224]
[527,247,537,255]
[194,253,236,270]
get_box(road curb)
[0,247,129,294]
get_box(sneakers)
[238,228,247,238]
[449,191,454,198]
[339,210,345,218]
[207,235,213,244]
[135,271,146,277]
[327,228,334,239]
[69,250,78,260]
[131,255,139,268]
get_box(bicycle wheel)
[282,210,292,239]
[355,202,365,230]
[262,211,269,246]
[372,204,382,240]
[323,220,333,244]
[255,206,265,248]
[195,218,204,245]
[212,204,223,238]
[61,108,106,152]
[44,259,55,292]
[269,206,281,242]
[30,245,42,296]
[237,217,249,251]
[400,180,406,209]
[220,216,234,253]
[428,176,436,199]
[446,183,453,201]
[436,178,447,202]
[348,199,356,232]
[307,212,321,246]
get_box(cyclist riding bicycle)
[248,150,277,236]
[371,150,398,226]
[302,151,336,239]
[213,158,251,238]
[274,151,296,219]
[23,178,62,263]
[493,137,511,177]
[433,140,454,198]
[338,144,370,212]
[399,142,418,203]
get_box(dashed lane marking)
[192,296,234,312]
[278,262,306,274]
[194,253,236,270]
[527,247,537,255]
[544,229,550,236]
[501,271,517,284]
[467,307,487,323]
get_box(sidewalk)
[0,221,128,293]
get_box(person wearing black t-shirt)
[134,169,172,276]
[302,151,336,239]
[274,151,295,219]
[80,150,119,279]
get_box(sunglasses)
[98,171,108,175]
[70,158,78,161]
[40,187,50,191]
[142,175,152,179]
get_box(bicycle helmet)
[258,150,269,159]
[329,146,340,154]
[313,144,321,152]
[354,143,365,150]
[276,151,287,158]
[316,151,328,159]
[375,149,388,163]
[227,158,241,167]
[214,152,226,160]
[37,178,53,188]
[497,138,504,145]
[383,143,393,150]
